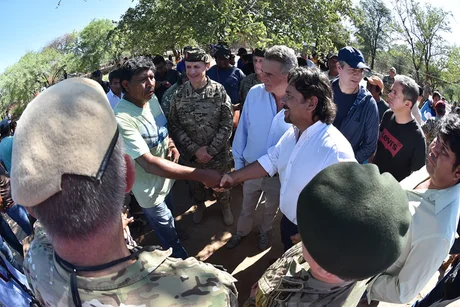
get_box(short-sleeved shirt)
[114,96,174,208]
[207,65,245,104]
[0,136,13,174]
[373,110,426,181]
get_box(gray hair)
[32,137,126,240]
[394,75,419,108]
[264,45,298,74]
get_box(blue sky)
[0,0,138,73]
[0,0,457,74]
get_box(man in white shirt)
[219,67,356,251]
[107,69,123,109]
[227,45,296,250]
[367,113,460,304]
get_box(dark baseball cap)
[215,47,231,60]
[338,47,370,70]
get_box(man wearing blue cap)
[332,46,379,163]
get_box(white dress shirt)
[232,84,292,170]
[258,121,356,224]
[107,90,122,109]
[367,166,460,303]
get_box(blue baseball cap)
[338,47,370,70]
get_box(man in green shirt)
[115,57,221,258]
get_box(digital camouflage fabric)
[244,243,368,307]
[24,223,238,306]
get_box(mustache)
[283,105,290,110]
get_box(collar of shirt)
[293,120,325,142]
[401,166,460,214]
[53,249,171,291]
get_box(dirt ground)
[131,180,440,307]
[131,180,284,306]
[3,179,441,306]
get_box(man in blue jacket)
[332,47,379,163]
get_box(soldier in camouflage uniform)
[244,163,411,307]
[239,48,265,105]
[11,78,237,306]
[168,48,234,225]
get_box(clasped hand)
[200,170,235,191]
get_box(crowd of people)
[0,42,460,307]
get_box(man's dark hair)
[119,56,155,93]
[418,86,423,97]
[297,57,307,67]
[32,138,126,240]
[0,122,10,138]
[433,91,442,100]
[152,55,166,66]
[436,103,446,117]
[438,113,460,170]
[288,67,337,124]
[91,70,102,78]
[108,69,122,84]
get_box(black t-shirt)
[332,81,358,129]
[373,110,426,181]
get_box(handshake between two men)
[198,161,269,191]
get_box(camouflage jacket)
[168,77,233,160]
[24,222,238,307]
[244,243,368,307]
[239,73,262,104]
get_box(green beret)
[296,162,411,280]
[184,48,210,63]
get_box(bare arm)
[219,161,268,189]
[136,153,221,187]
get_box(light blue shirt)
[0,136,13,173]
[232,84,291,170]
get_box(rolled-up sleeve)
[257,142,280,176]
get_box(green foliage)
[116,0,354,54]
[72,19,118,72]
[354,0,391,69]
[392,0,451,84]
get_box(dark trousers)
[280,214,299,252]
[413,262,460,307]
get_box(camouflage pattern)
[168,77,233,207]
[24,222,238,306]
[239,73,262,104]
[244,243,368,307]
[160,83,179,118]
[422,117,440,150]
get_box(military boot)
[193,203,206,224]
[221,204,233,225]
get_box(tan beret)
[11,78,118,207]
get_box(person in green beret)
[168,48,234,225]
[244,162,411,307]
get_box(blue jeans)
[0,217,23,256]
[0,236,21,271]
[6,205,31,236]
[280,214,299,252]
[142,201,188,259]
